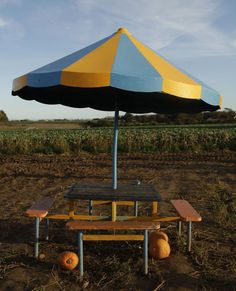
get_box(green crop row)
[0,127,235,154]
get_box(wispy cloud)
[2,0,235,58]
[0,0,22,7]
[0,17,24,43]
[70,0,236,57]
[0,0,23,41]
[0,17,8,28]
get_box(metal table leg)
[45,218,49,241]
[187,221,192,252]
[143,229,148,275]
[35,217,40,258]
[178,221,182,236]
[69,200,75,218]
[112,202,117,222]
[78,231,84,277]
[89,200,93,215]
[152,201,158,215]
[134,201,138,216]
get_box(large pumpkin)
[58,251,79,270]
[149,231,169,244]
[149,238,170,260]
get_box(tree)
[0,110,8,122]
[122,112,133,123]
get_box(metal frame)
[77,229,149,277]
[176,220,193,252]
[187,221,192,252]
[112,106,119,189]
[34,217,51,258]
[143,230,148,274]
[34,217,40,258]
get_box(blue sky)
[1,0,236,120]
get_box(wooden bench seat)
[171,199,202,251]
[171,200,202,222]
[26,196,55,218]
[66,220,160,277]
[26,196,55,258]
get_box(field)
[0,124,235,290]
[0,125,235,154]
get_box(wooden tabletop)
[64,183,162,202]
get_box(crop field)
[0,124,235,290]
[0,126,235,154]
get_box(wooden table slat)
[66,220,160,230]
[64,184,162,202]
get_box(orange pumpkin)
[149,238,170,260]
[149,231,169,244]
[58,251,79,270]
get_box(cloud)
[2,0,235,58]
[0,0,23,40]
[0,0,22,7]
[0,17,24,43]
[70,0,236,58]
[0,17,8,28]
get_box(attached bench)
[171,199,202,251]
[25,196,55,258]
[66,220,160,276]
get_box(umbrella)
[12,27,222,189]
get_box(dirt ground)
[0,152,235,291]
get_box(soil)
[0,152,235,291]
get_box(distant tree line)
[0,110,8,122]
[1,108,235,126]
[86,109,236,127]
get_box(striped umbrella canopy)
[12,27,222,188]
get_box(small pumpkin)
[38,253,46,261]
[149,238,170,260]
[149,231,169,244]
[58,251,79,270]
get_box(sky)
[0,0,236,120]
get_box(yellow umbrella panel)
[12,27,221,113]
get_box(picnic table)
[25,183,202,276]
[64,183,162,275]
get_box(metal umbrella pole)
[112,106,119,189]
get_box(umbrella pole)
[112,107,119,189]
